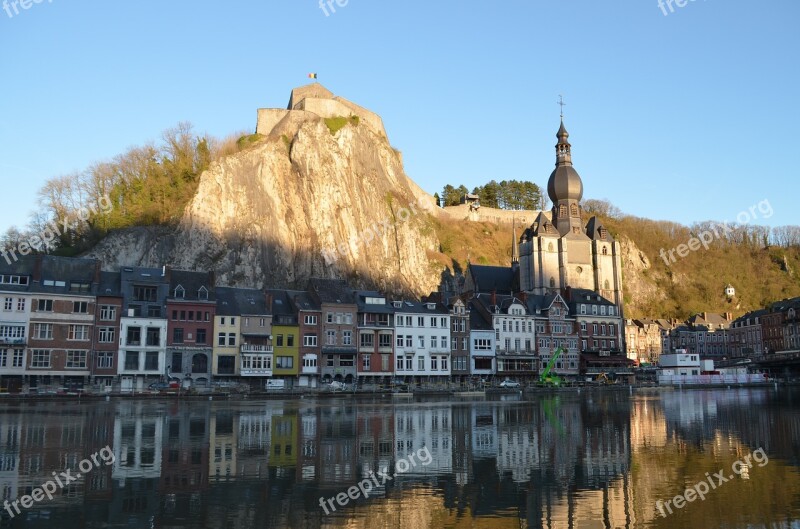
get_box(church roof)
[585,216,614,242]
[523,211,560,238]
[467,263,515,294]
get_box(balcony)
[241,344,273,354]
[0,337,26,345]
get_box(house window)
[396,356,404,370]
[146,328,161,346]
[31,350,50,368]
[145,351,159,370]
[418,357,424,370]
[37,299,53,312]
[326,330,336,345]
[97,352,114,369]
[360,333,374,348]
[66,350,87,369]
[196,329,206,344]
[326,313,333,323]
[303,334,317,347]
[133,286,157,302]
[126,327,141,345]
[362,354,370,370]
[227,333,236,346]
[198,287,208,300]
[68,325,90,341]
[431,357,438,370]
[378,334,392,348]
[217,333,226,346]
[16,298,25,311]
[71,301,88,314]
[343,331,352,345]
[125,351,139,370]
[173,328,184,344]
[98,327,116,343]
[276,335,284,347]
[441,356,448,370]
[304,315,317,325]
[12,349,23,367]
[276,356,293,369]
[3,298,12,311]
[418,336,424,348]
[287,335,294,347]
[33,323,53,340]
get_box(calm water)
[0,388,798,529]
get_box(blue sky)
[1,0,798,232]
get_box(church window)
[570,204,578,216]
[559,205,567,217]
[602,246,608,255]
[604,280,610,290]
[549,277,556,288]
[548,243,554,252]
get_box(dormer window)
[198,286,209,300]
[426,303,436,310]
[174,285,185,299]
[393,301,403,308]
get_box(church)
[516,119,624,310]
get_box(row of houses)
[624,297,800,365]
[0,255,631,392]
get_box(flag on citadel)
[308,73,318,79]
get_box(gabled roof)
[308,278,356,304]
[354,290,395,314]
[467,263,515,294]
[215,287,268,316]
[168,270,215,302]
[585,216,614,242]
[565,288,616,308]
[390,299,448,315]
[468,298,494,330]
[523,211,559,238]
[98,271,122,297]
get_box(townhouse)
[624,318,664,365]
[668,312,732,359]
[468,298,496,378]
[0,257,33,392]
[729,309,767,358]
[118,267,169,392]
[293,291,321,388]
[762,297,800,353]
[237,289,272,385]
[448,297,470,383]
[92,271,122,389]
[27,256,100,390]
[212,287,243,380]
[392,299,451,383]
[310,279,358,385]
[355,290,394,386]
[473,293,536,381]
[166,270,216,386]
[529,292,580,377]
[269,289,300,388]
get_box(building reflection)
[0,388,797,528]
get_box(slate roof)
[467,263,515,294]
[215,287,268,316]
[308,278,356,304]
[168,270,215,302]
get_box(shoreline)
[0,381,794,402]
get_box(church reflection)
[0,388,797,528]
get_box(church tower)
[519,115,622,311]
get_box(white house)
[392,300,451,382]
[118,315,167,392]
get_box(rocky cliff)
[86,115,443,294]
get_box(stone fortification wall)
[442,204,545,226]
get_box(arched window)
[570,204,578,216]
[192,353,208,374]
[550,277,556,288]
[602,246,608,255]
[548,242,554,252]
[604,280,610,290]
[559,205,567,217]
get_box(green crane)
[539,346,564,386]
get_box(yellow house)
[212,287,244,380]
[268,289,301,388]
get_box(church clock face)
[576,266,583,274]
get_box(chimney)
[491,289,496,306]
[163,265,171,283]
[208,270,216,288]
[520,292,528,304]
[94,260,102,285]
[265,290,273,313]
[33,254,43,282]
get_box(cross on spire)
[558,95,566,119]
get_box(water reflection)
[0,388,797,528]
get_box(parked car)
[499,379,521,389]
